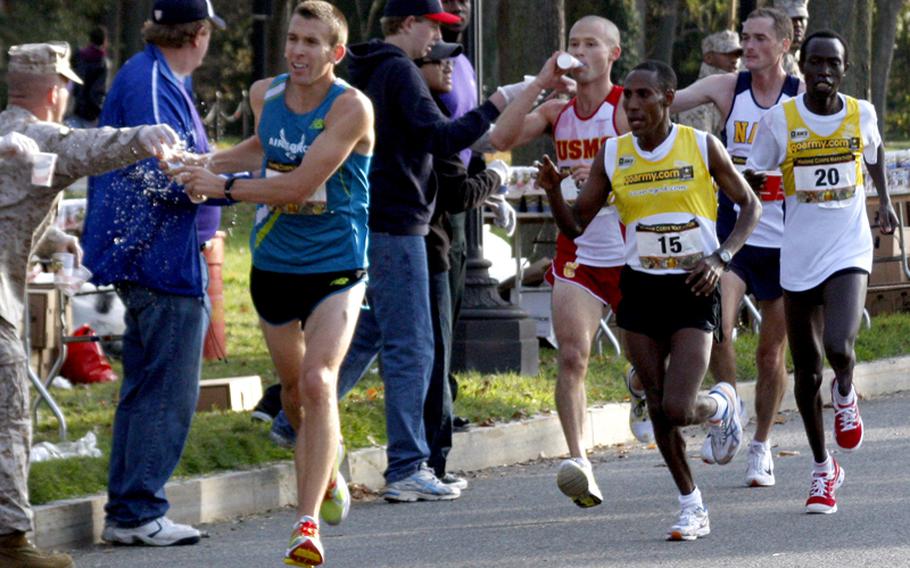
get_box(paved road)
[70,391,910,567]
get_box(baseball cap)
[701,30,743,55]
[424,41,463,61]
[774,0,809,19]
[152,0,226,29]
[384,0,461,25]
[8,42,83,85]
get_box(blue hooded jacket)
[82,44,214,297]
[346,40,499,236]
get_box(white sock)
[750,439,770,452]
[708,391,728,422]
[678,487,703,510]
[813,453,833,476]
[297,515,318,527]
[832,383,856,406]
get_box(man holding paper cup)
[0,41,179,567]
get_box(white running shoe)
[625,368,654,443]
[744,442,775,487]
[701,388,747,464]
[101,517,201,546]
[440,472,469,490]
[381,464,461,502]
[706,382,743,465]
[556,458,603,508]
[667,506,710,541]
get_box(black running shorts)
[250,267,366,327]
[616,265,720,340]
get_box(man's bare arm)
[182,89,374,204]
[670,73,735,116]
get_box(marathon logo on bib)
[556,136,608,161]
[625,166,694,185]
[618,155,635,169]
[789,128,809,142]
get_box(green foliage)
[0,0,109,106]
[886,7,910,140]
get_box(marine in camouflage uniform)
[775,0,809,79]
[677,30,742,136]
[0,42,173,566]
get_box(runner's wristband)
[223,176,237,203]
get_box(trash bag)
[30,431,103,462]
[60,324,118,384]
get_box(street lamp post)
[450,0,539,375]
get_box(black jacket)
[347,40,499,236]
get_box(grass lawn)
[28,202,910,504]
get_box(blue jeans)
[424,270,454,478]
[337,233,434,483]
[105,280,206,527]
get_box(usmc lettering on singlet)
[556,136,609,161]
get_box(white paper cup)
[59,265,92,297]
[52,252,74,278]
[557,53,584,70]
[31,152,58,187]
[560,175,580,201]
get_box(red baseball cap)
[384,0,461,25]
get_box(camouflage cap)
[7,42,83,85]
[774,0,809,19]
[701,30,743,55]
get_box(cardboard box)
[197,376,263,413]
[869,260,907,286]
[872,227,910,259]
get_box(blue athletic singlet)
[251,75,371,274]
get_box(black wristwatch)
[223,177,237,203]
[715,247,733,270]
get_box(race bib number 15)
[636,219,704,270]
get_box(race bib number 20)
[793,155,857,208]
[636,219,704,270]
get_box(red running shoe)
[832,382,864,451]
[805,458,845,514]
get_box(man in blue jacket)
[80,0,225,547]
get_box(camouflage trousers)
[0,321,32,534]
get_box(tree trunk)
[498,0,564,165]
[266,0,291,77]
[807,0,871,98]
[121,0,154,63]
[871,0,904,136]
[649,0,677,63]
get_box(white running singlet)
[552,86,625,267]
[720,71,801,248]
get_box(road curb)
[33,356,910,549]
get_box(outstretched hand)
[535,155,568,194]
[168,164,225,201]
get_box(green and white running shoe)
[320,441,350,526]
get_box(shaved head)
[6,71,61,101]
[571,15,620,47]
